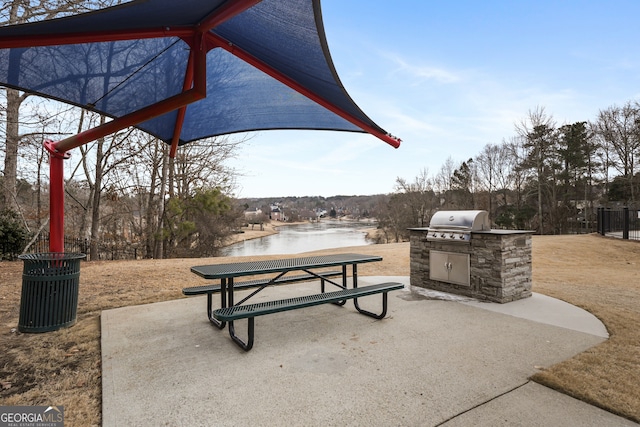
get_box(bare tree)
[375,193,415,243]
[594,102,640,203]
[1,87,27,210]
[515,106,557,233]
[131,136,168,258]
[108,134,170,259]
[393,168,438,227]
[170,136,243,199]
[433,156,456,206]
[0,0,120,211]
[494,140,518,204]
[495,136,536,229]
[74,114,143,260]
[475,143,512,219]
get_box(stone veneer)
[409,228,533,303]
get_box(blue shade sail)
[0,0,398,147]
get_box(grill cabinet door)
[447,253,470,286]
[429,250,450,283]
[429,250,470,286]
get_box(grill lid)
[428,210,491,231]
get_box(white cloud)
[386,54,461,84]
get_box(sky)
[227,0,640,199]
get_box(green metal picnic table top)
[190,253,382,279]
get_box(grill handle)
[429,225,471,231]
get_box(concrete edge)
[360,276,608,338]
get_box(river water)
[221,220,376,257]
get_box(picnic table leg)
[227,318,254,351]
[352,264,390,319]
[225,278,254,351]
[354,291,390,319]
[207,278,227,329]
[334,265,348,305]
[353,264,358,287]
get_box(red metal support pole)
[47,143,70,252]
[170,48,197,158]
[50,88,205,154]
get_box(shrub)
[0,209,29,260]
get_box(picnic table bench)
[188,253,404,351]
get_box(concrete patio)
[101,276,636,426]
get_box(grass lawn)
[0,235,638,426]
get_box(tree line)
[2,2,639,257]
[376,104,640,242]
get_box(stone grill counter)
[409,228,533,303]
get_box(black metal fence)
[0,232,86,260]
[27,232,89,255]
[597,207,640,240]
[565,217,597,235]
[24,233,142,260]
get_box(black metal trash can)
[17,253,86,333]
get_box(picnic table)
[186,253,404,351]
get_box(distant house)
[270,207,285,221]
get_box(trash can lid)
[18,252,87,261]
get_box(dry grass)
[0,235,639,425]
[529,235,640,422]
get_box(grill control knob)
[459,234,465,239]
[440,233,445,238]
[449,233,455,238]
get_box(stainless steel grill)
[426,210,490,243]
